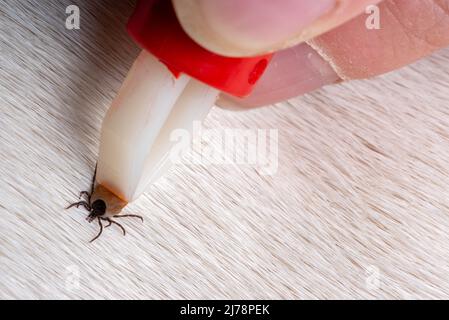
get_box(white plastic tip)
[96,51,219,202]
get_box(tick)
[66,165,143,242]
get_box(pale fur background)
[1,0,449,299]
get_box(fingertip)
[173,0,337,57]
[216,43,340,108]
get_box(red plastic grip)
[127,0,273,97]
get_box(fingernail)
[216,43,340,109]
[174,0,336,56]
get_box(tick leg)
[66,201,90,210]
[88,164,97,203]
[103,218,113,228]
[79,191,90,200]
[89,217,104,243]
[113,214,144,223]
[102,218,126,236]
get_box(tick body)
[66,165,143,242]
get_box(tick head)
[87,199,106,222]
[90,184,128,220]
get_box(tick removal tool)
[95,0,273,208]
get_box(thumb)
[172,0,382,57]
[217,0,449,109]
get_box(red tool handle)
[127,0,273,97]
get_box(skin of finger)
[308,0,449,80]
[216,43,340,109]
[218,0,449,108]
[173,0,383,57]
